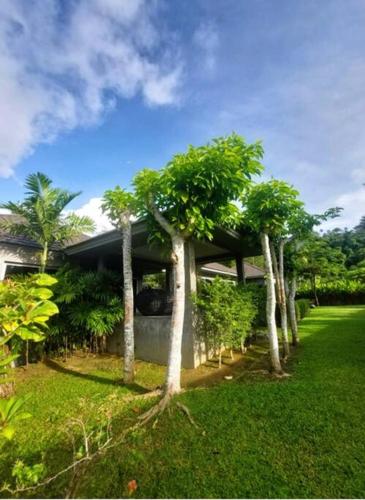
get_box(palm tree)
[1,172,95,272]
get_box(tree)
[296,234,346,305]
[102,187,137,384]
[134,134,264,397]
[243,180,303,372]
[284,207,341,344]
[1,172,95,272]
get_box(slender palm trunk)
[278,240,290,357]
[122,217,134,384]
[39,242,48,273]
[286,276,299,345]
[261,232,282,374]
[165,235,185,396]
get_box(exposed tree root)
[176,402,199,429]
[137,393,171,426]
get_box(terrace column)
[235,254,246,285]
[165,265,174,293]
[182,239,205,368]
[97,255,105,272]
[0,258,5,281]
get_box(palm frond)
[24,172,52,197]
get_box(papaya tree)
[1,172,95,272]
[243,180,303,371]
[134,134,264,397]
[102,187,137,384]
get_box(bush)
[194,278,257,362]
[245,283,267,328]
[298,279,365,305]
[296,299,311,320]
[46,265,124,354]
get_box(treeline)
[296,220,365,305]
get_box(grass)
[1,306,365,498]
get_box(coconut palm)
[1,172,95,272]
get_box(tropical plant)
[0,273,58,438]
[48,266,123,355]
[0,172,95,272]
[102,187,137,384]
[134,133,264,396]
[194,278,257,367]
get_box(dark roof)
[200,261,264,279]
[0,214,90,250]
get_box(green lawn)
[2,306,365,498]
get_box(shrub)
[194,278,257,365]
[298,279,365,305]
[296,299,311,319]
[47,265,124,354]
[245,283,267,328]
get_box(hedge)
[246,283,311,327]
[297,279,365,306]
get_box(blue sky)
[0,0,364,232]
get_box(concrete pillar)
[97,255,105,272]
[182,239,206,368]
[235,254,246,285]
[165,265,173,293]
[0,259,6,281]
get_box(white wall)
[0,242,64,279]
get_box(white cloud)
[193,22,219,73]
[0,0,182,178]
[319,187,365,231]
[71,197,113,235]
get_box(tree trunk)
[122,218,135,384]
[286,276,299,345]
[270,241,290,358]
[39,242,48,273]
[278,240,290,357]
[25,340,29,368]
[165,235,185,396]
[312,274,319,306]
[260,232,282,374]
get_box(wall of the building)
[0,243,64,279]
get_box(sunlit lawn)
[1,306,365,498]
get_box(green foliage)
[0,396,31,440]
[0,172,95,270]
[48,266,124,351]
[0,273,58,344]
[296,234,346,282]
[323,225,365,269]
[0,274,57,440]
[295,299,311,319]
[134,134,264,242]
[245,283,267,328]
[298,279,365,305]
[243,180,303,236]
[12,460,46,488]
[194,278,257,355]
[101,186,137,227]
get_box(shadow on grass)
[43,358,148,394]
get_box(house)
[0,214,264,368]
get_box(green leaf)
[34,274,57,287]
[15,326,45,342]
[31,287,53,300]
[29,301,59,319]
[1,426,15,440]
